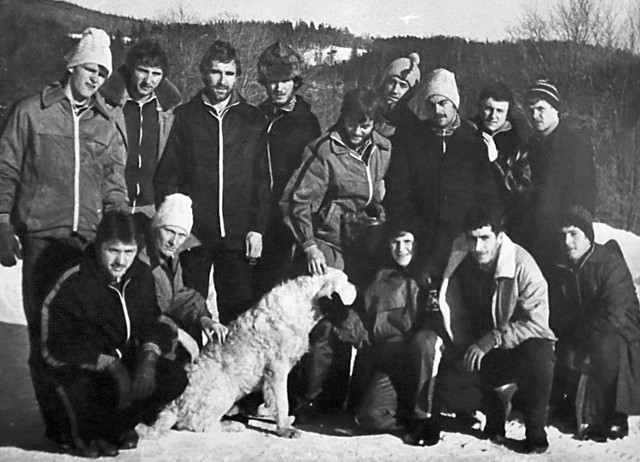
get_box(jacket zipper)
[72,110,80,232]
[265,113,285,191]
[109,279,132,342]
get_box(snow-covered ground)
[1,222,640,461]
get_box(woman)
[280,88,391,419]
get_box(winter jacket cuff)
[302,239,317,251]
[0,214,10,225]
[96,354,118,371]
[141,342,162,358]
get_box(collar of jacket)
[553,241,596,273]
[196,89,256,118]
[260,95,314,123]
[42,82,112,119]
[328,125,388,156]
[443,232,519,281]
[429,112,461,137]
[100,66,182,110]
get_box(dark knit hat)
[257,42,302,83]
[557,205,594,243]
[525,79,560,110]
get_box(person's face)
[154,225,188,260]
[68,63,107,102]
[480,98,509,134]
[425,95,457,128]
[527,99,559,135]
[466,225,502,267]
[265,79,296,106]
[560,225,591,263]
[389,232,415,267]
[129,64,163,100]
[382,76,410,108]
[99,239,137,281]
[201,60,237,103]
[342,115,375,150]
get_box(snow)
[1,223,640,460]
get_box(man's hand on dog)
[201,316,228,344]
[305,245,327,276]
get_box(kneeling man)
[438,205,556,453]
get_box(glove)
[482,132,499,162]
[107,359,133,410]
[131,350,158,401]
[0,222,21,267]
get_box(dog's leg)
[265,363,300,439]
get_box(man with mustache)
[154,40,270,325]
[255,41,321,295]
[0,27,127,447]
[101,38,182,233]
[385,68,502,281]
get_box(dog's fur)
[145,268,357,438]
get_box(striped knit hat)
[382,52,421,88]
[525,79,559,110]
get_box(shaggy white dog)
[145,267,357,438]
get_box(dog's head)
[317,268,357,306]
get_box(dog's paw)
[276,427,301,439]
[221,420,245,433]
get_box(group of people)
[0,25,639,458]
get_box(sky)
[59,0,555,42]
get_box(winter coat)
[439,233,556,349]
[384,116,503,270]
[0,82,128,240]
[362,266,422,345]
[154,90,270,250]
[137,233,215,339]
[280,128,391,252]
[527,119,597,228]
[41,244,175,372]
[101,67,182,217]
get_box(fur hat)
[257,42,302,83]
[557,205,594,243]
[65,27,113,77]
[152,193,193,235]
[382,52,421,88]
[525,79,560,110]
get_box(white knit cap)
[65,27,113,77]
[152,193,193,235]
[408,68,460,120]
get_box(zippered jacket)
[0,83,128,239]
[41,244,175,372]
[280,128,391,251]
[154,90,270,250]
[439,233,556,349]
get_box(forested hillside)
[1,0,640,232]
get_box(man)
[376,52,421,140]
[548,206,640,442]
[0,27,127,444]
[256,41,321,294]
[101,37,182,231]
[436,205,556,453]
[154,40,270,325]
[354,228,441,443]
[524,79,597,269]
[138,193,227,361]
[468,82,532,243]
[384,68,502,278]
[41,211,187,457]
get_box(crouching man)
[549,206,640,442]
[40,211,188,458]
[437,205,556,454]
[353,228,441,441]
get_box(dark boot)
[523,426,549,454]
[403,417,441,447]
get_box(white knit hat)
[65,27,113,77]
[152,193,193,235]
[408,68,460,120]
